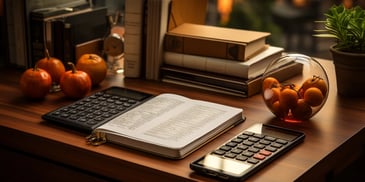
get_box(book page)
[96,93,242,149]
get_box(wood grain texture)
[0,59,365,182]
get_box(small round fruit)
[37,49,65,84]
[60,62,92,99]
[304,87,324,107]
[263,87,281,104]
[76,54,107,86]
[262,77,280,90]
[279,88,299,110]
[19,64,52,99]
[292,99,312,120]
[271,101,289,119]
[302,75,328,96]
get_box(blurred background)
[205,0,365,60]
[1,0,364,69]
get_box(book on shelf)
[123,0,146,78]
[123,0,207,80]
[87,93,245,159]
[163,45,284,79]
[29,7,107,65]
[5,0,28,68]
[144,0,172,80]
[161,61,303,97]
[164,23,270,61]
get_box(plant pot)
[330,45,365,97]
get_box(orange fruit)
[302,75,328,96]
[263,87,281,104]
[262,77,279,90]
[279,88,299,110]
[37,53,65,84]
[76,54,107,86]
[19,64,52,99]
[304,87,324,107]
[292,99,312,120]
[271,101,289,118]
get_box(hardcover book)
[163,45,284,79]
[161,61,303,97]
[164,23,270,61]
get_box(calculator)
[42,86,153,132]
[190,123,305,181]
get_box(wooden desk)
[1,59,365,182]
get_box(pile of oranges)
[262,75,328,121]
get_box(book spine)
[52,20,64,62]
[163,51,250,78]
[123,0,145,78]
[164,34,247,61]
[6,0,29,68]
[160,66,248,91]
[29,16,46,66]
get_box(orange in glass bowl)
[261,53,329,122]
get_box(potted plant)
[315,4,365,97]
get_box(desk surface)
[1,59,365,182]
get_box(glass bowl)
[261,53,329,122]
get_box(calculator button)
[259,140,271,145]
[247,158,259,164]
[226,142,238,147]
[253,134,265,139]
[224,153,237,158]
[78,118,87,122]
[231,138,243,143]
[103,94,111,98]
[264,136,276,141]
[248,148,259,153]
[237,144,249,150]
[87,120,98,125]
[111,96,119,99]
[248,137,260,142]
[276,139,288,145]
[259,150,272,156]
[117,107,126,111]
[213,150,226,155]
[237,134,249,140]
[271,143,283,148]
[127,99,137,104]
[69,115,79,120]
[253,144,266,149]
[242,131,254,136]
[242,140,254,146]
[119,97,128,102]
[236,155,248,161]
[220,145,231,151]
[242,151,254,157]
[231,148,243,154]
[253,153,266,160]
[123,103,132,107]
[60,113,70,118]
[265,146,278,152]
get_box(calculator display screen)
[197,154,253,175]
[246,124,301,141]
[106,87,150,101]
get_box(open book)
[87,93,244,159]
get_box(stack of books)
[160,23,303,97]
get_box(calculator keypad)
[212,131,288,164]
[42,87,152,132]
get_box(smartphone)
[190,123,305,181]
